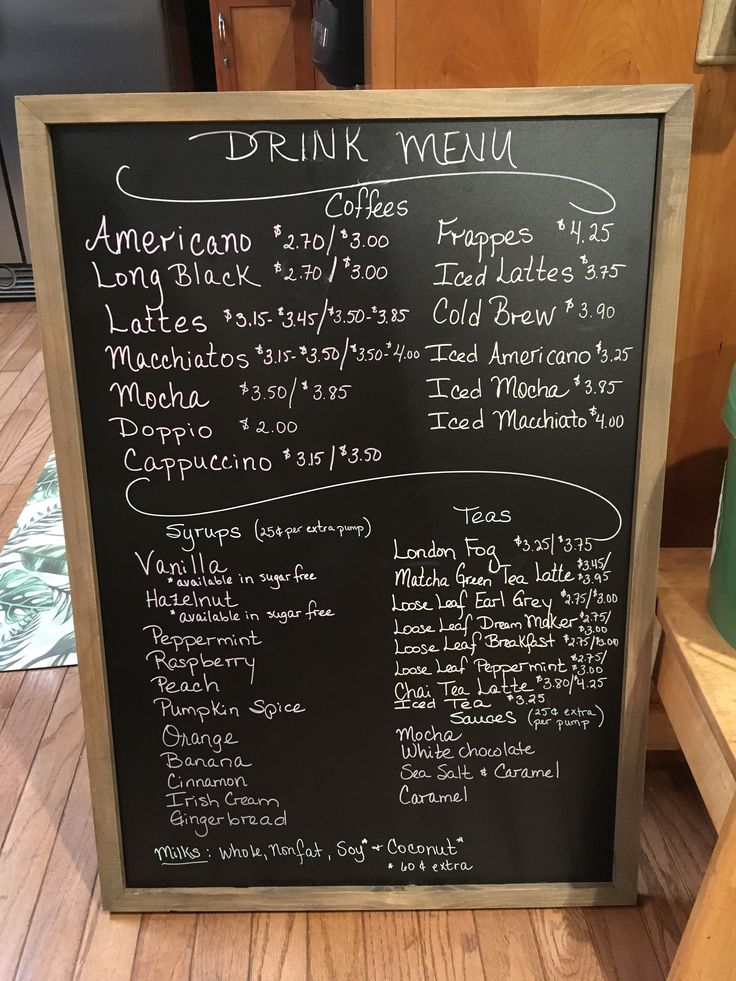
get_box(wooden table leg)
[669,793,736,979]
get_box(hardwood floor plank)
[530,908,606,980]
[0,379,49,473]
[248,912,307,980]
[30,374,47,399]
[190,913,253,980]
[0,667,64,845]
[474,909,548,980]
[645,754,715,899]
[131,914,197,980]
[0,350,44,426]
[0,482,22,525]
[0,303,33,332]
[638,805,693,974]
[0,302,24,323]
[0,668,84,979]
[0,303,52,543]
[0,322,25,352]
[74,879,141,981]
[308,911,366,980]
[0,373,17,400]
[15,751,97,981]
[363,911,427,980]
[417,910,485,980]
[0,401,51,487]
[3,317,42,373]
[584,906,665,981]
[0,670,24,731]
[0,314,38,372]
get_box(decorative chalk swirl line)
[124,470,623,542]
[114,165,616,216]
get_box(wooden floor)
[0,303,717,980]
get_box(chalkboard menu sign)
[17,87,692,911]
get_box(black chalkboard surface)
[18,87,693,910]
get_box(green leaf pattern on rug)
[0,453,77,670]
[20,543,68,576]
[29,456,59,502]
[0,612,42,670]
[0,568,55,621]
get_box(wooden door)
[210,0,315,91]
[366,0,736,548]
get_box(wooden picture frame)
[16,86,693,911]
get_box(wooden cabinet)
[209,0,315,91]
[366,0,736,548]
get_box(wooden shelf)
[656,548,736,830]
[657,547,736,979]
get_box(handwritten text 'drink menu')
[51,115,659,890]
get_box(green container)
[708,364,736,647]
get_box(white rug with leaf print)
[0,454,76,670]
